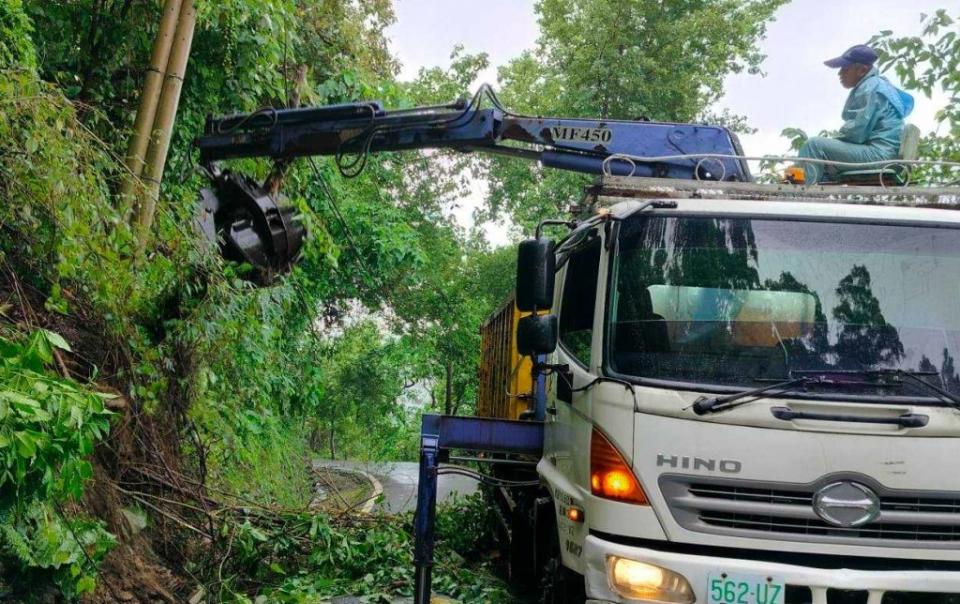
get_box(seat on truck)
[614,285,669,353]
[836,123,921,186]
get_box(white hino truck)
[195,88,960,604]
[480,176,960,604]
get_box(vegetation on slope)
[1,0,513,599]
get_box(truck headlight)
[607,556,695,603]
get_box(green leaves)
[0,1,564,599]
[871,9,960,184]
[0,330,113,499]
[13,430,38,458]
[0,331,114,599]
[1,500,115,598]
[0,0,37,70]
[39,329,70,352]
[218,494,512,603]
[487,0,787,230]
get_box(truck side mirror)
[516,237,556,311]
[517,314,558,356]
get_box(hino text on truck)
[195,85,960,604]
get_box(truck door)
[549,230,602,492]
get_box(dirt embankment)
[2,265,204,602]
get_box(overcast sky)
[385,0,951,243]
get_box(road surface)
[313,459,478,514]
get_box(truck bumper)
[583,534,960,603]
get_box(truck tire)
[538,507,585,604]
[508,499,536,586]
[540,557,585,604]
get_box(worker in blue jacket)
[798,44,914,184]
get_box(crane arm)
[198,87,751,181]
[194,86,752,283]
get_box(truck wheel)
[538,508,585,604]
[540,557,585,604]
[508,502,536,586]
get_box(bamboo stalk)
[120,0,183,206]
[136,0,196,249]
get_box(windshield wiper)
[794,368,960,408]
[692,376,811,415]
[865,369,960,409]
[693,371,891,415]
[785,369,906,388]
[693,369,960,416]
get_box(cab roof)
[591,175,960,226]
[603,197,960,226]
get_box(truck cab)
[532,177,960,603]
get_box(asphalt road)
[313,459,478,514]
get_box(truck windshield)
[608,215,960,396]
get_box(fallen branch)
[127,493,212,540]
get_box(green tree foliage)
[872,9,959,183]
[303,321,411,460]
[3,1,482,597]
[0,0,520,599]
[0,330,115,599]
[393,242,517,418]
[16,0,483,455]
[24,0,396,146]
[484,0,787,229]
[322,48,513,421]
[0,0,35,70]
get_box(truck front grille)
[660,475,960,548]
[700,511,960,541]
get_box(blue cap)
[824,44,878,68]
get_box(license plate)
[707,572,785,604]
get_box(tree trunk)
[444,362,453,415]
[78,0,105,102]
[265,64,308,196]
[328,418,336,459]
[450,382,467,416]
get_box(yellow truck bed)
[477,297,534,420]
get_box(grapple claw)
[198,170,305,284]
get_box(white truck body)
[541,187,960,603]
